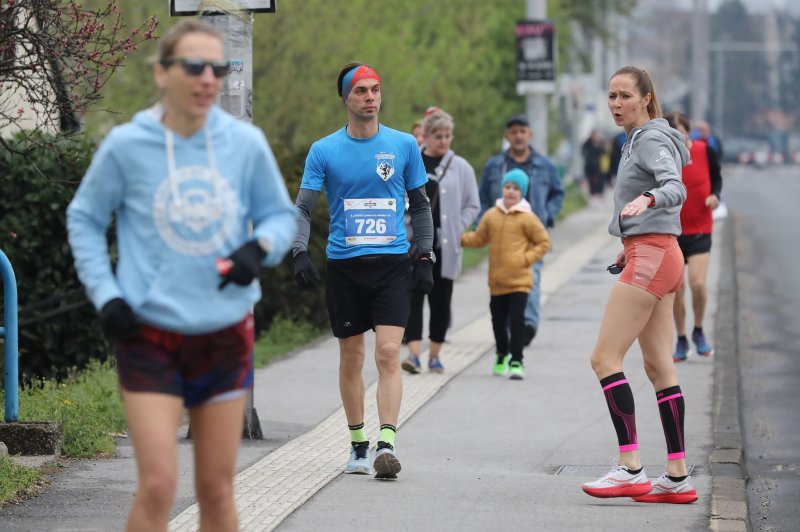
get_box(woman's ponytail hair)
[610,66,662,119]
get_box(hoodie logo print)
[153,166,237,255]
[655,149,672,163]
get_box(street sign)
[170,0,275,16]
[515,19,556,95]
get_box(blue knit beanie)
[501,168,529,198]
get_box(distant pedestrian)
[402,109,480,375]
[461,169,550,379]
[690,119,723,159]
[478,114,564,347]
[582,129,608,200]
[581,66,698,504]
[608,130,627,187]
[411,119,424,148]
[292,62,433,480]
[67,20,296,531]
[665,111,722,361]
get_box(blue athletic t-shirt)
[300,124,427,259]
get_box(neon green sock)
[378,424,396,446]
[348,422,367,443]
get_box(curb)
[709,217,749,532]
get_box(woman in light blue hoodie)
[67,20,295,530]
[581,67,698,504]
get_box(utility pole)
[526,0,549,155]
[691,0,709,121]
[171,0,276,439]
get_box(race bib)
[343,198,397,245]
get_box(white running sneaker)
[582,463,652,498]
[632,472,698,504]
[344,441,374,475]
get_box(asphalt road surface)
[723,164,800,531]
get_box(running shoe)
[344,441,374,475]
[673,337,689,362]
[692,329,714,357]
[508,360,525,380]
[493,354,510,376]
[401,354,421,374]
[373,441,401,479]
[581,463,651,498]
[428,357,444,373]
[632,473,698,504]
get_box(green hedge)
[1,134,110,380]
[0,133,331,381]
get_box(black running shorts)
[325,254,412,338]
[677,233,712,263]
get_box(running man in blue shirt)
[292,63,434,479]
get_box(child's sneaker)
[673,337,689,362]
[691,329,714,357]
[632,472,698,504]
[401,354,421,374]
[492,354,510,376]
[581,463,652,498]
[508,360,525,380]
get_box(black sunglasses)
[160,58,229,78]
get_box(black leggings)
[405,256,453,343]
[490,292,528,362]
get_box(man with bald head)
[292,62,434,480]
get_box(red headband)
[341,65,380,103]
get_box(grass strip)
[0,456,40,506]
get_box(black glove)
[293,250,320,289]
[412,259,434,294]
[99,298,139,341]
[218,240,267,289]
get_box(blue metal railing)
[1,248,19,422]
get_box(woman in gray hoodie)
[581,67,698,504]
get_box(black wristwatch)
[419,250,437,264]
[641,191,656,207]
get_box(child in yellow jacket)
[461,169,550,379]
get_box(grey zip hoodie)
[609,118,689,237]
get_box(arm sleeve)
[249,130,298,267]
[706,144,723,197]
[408,185,433,254]
[292,188,320,257]
[66,136,125,311]
[460,212,491,248]
[545,162,565,227]
[642,134,687,208]
[523,214,551,265]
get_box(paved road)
[723,164,800,531]
[1,194,736,531]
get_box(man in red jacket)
[665,112,722,361]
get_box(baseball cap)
[505,114,530,128]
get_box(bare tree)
[0,0,158,149]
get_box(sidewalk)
[0,197,729,531]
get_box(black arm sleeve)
[408,185,434,254]
[293,188,320,257]
[706,144,723,197]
